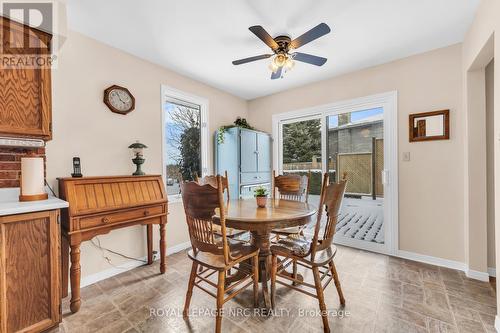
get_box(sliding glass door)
[326,107,386,252]
[275,93,397,255]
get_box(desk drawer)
[79,205,164,230]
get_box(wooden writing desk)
[58,175,168,313]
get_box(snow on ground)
[306,195,384,244]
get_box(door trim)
[272,91,398,255]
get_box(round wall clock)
[103,85,135,115]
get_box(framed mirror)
[409,110,449,142]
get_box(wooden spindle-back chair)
[272,170,310,203]
[271,170,310,235]
[194,170,230,202]
[270,173,347,333]
[181,177,259,333]
[271,170,311,280]
[194,171,248,241]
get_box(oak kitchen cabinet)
[0,16,53,140]
[0,189,68,333]
[0,211,60,332]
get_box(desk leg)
[147,224,153,265]
[61,235,69,298]
[69,243,81,313]
[159,220,166,274]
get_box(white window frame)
[272,91,398,255]
[161,85,209,203]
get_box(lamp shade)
[129,141,148,157]
[128,142,148,149]
[19,157,48,202]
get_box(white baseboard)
[488,267,496,277]
[466,269,490,282]
[396,250,495,282]
[495,315,500,333]
[396,250,466,271]
[165,241,192,256]
[80,241,191,288]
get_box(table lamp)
[128,141,147,176]
[19,156,48,201]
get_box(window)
[162,86,208,200]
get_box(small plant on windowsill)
[254,186,269,208]
[217,117,255,144]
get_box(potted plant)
[217,117,255,144]
[254,186,269,208]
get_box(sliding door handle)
[381,170,389,185]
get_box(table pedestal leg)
[251,231,272,310]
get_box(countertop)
[0,187,68,217]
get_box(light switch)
[403,152,411,161]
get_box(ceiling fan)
[232,23,331,80]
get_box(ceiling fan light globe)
[273,54,287,67]
[268,62,279,73]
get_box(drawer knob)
[144,210,150,216]
[102,217,110,224]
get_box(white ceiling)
[66,0,479,100]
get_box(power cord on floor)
[90,236,147,269]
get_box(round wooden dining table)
[215,198,316,309]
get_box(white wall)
[47,31,248,277]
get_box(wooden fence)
[283,138,384,198]
[337,138,384,198]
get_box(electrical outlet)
[402,152,410,161]
[152,250,160,261]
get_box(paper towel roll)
[20,157,47,201]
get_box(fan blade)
[249,25,279,50]
[271,66,283,80]
[232,54,272,65]
[292,52,327,66]
[290,23,331,49]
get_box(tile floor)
[55,246,497,333]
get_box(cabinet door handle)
[102,217,110,224]
[144,210,150,216]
